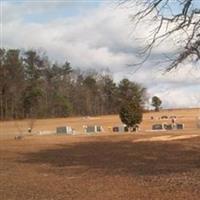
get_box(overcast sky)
[1,0,200,108]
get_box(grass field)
[0,108,200,199]
[0,108,200,138]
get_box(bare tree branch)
[120,0,200,70]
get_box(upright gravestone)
[113,125,128,133]
[176,123,184,130]
[152,124,163,130]
[86,125,102,133]
[86,126,95,133]
[56,126,73,135]
[163,124,173,130]
[113,127,119,132]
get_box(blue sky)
[7,0,103,23]
[2,0,104,23]
[2,0,200,108]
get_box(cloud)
[2,1,200,108]
[3,4,137,69]
[150,85,200,108]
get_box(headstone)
[113,127,119,132]
[119,126,125,132]
[86,125,102,133]
[124,126,129,132]
[56,126,73,135]
[14,135,23,140]
[96,126,101,132]
[176,123,184,130]
[39,130,55,135]
[132,127,136,132]
[152,124,163,130]
[86,126,95,133]
[113,125,128,133]
[163,124,173,130]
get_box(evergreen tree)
[118,79,146,130]
[152,96,162,112]
[119,101,143,130]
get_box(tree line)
[0,48,147,120]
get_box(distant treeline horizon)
[0,48,147,120]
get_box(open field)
[0,108,200,199]
[0,108,200,138]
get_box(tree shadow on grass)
[18,139,200,176]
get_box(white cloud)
[2,2,200,108]
[150,85,200,108]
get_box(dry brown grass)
[0,108,200,138]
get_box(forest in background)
[0,48,147,120]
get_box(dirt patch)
[0,133,200,200]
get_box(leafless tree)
[120,0,200,71]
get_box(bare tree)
[120,0,200,71]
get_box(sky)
[1,0,200,108]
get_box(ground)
[0,108,200,199]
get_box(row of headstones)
[56,123,186,135]
[56,125,103,135]
[56,125,131,135]
[152,123,184,131]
